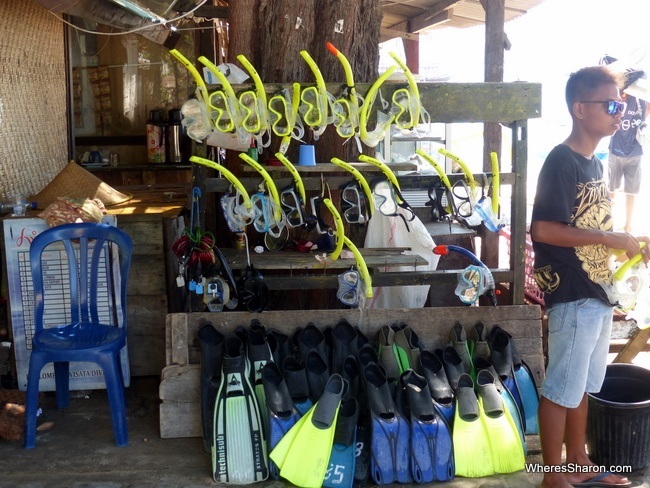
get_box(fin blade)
[452,404,494,478]
[479,397,525,474]
[514,361,540,434]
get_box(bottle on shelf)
[0,197,37,216]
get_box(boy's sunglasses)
[580,100,627,115]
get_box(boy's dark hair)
[565,65,625,114]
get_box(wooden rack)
[192,82,542,305]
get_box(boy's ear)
[572,101,585,120]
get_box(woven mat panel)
[0,1,68,202]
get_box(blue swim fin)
[364,362,411,485]
[261,362,301,480]
[402,370,454,483]
[514,359,539,434]
[323,398,359,488]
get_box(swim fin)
[476,369,525,474]
[449,321,473,376]
[514,358,540,434]
[282,355,314,415]
[452,373,494,478]
[419,349,455,427]
[198,323,225,453]
[270,373,345,488]
[323,397,359,488]
[213,336,268,484]
[393,322,423,373]
[402,369,455,483]
[246,319,273,436]
[364,362,411,485]
[261,361,301,480]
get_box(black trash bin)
[587,363,650,471]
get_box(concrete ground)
[0,374,648,488]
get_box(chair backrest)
[29,222,133,335]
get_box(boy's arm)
[532,220,649,261]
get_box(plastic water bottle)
[0,198,37,216]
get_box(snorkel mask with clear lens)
[337,269,361,307]
[455,265,494,305]
[221,189,254,232]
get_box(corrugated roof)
[380,0,546,41]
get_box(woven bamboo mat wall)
[0,0,68,201]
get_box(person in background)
[608,69,648,232]
[531,65,650,488]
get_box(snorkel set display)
[170,43,429,154]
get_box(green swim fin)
[452,373,494,478]
[270,373,345,488]
[476,369,525,474]
[213,336,268,484]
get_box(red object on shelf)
[500,227,545,306]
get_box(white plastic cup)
[298,145,316,166]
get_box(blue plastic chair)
[24,222,133,449]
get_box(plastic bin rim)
[588,363,650,407]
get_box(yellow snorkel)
[331,157,374,217]
[326,42,361,140]
[388,52,423,131]
[322,198,373,299]
[490,151,500,215]
[358,154,405,205]
[415,149,453,191]
[189,156,252,211]
[359,65,397,147]
[239,152,283,221]
[275,152,307,204]
[198,56,244,137]
[170,49,212,141]
[299,50,332,140]
[438,148,479,202]
[268,83,304,154]
[237,54,272,149]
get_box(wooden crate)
[160,305,544,439]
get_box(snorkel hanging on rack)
[473,152,506,232]
[322,198,373,303]
[198,56,247,144]
[189,156,254,233]
[170,50,213,142]
[239,153,288,241]
[326,42,363,151]
[268,83,305,154]
[359,65,397,147]
[299,50,334,140]
[388,52,431,135]
[416,149,479,227]
[358,154,415,227]
[331,157,374,224]
[434,244,497,306]
[236,54,272,151]
[275,152,317,230]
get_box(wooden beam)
[380,27,419,42]
[193,5,229,18]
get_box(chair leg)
[98,354,128,447]
[53,361,70,409]
[24,353,45,449]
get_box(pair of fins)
[488,325,540,434]
[401,369,455,483]
[269,373,346,488]
[452,371,525,478]
[212,335,268,484]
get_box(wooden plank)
[159,401,201,438]
[159,365,200,402]
[219,248,429,271]
[167,304,544,382]
[170,314,189,366]
[613,327,650,363]
[127,255,166,295]
[205,82,542,124]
